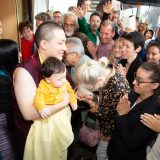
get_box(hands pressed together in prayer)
[116,64,127,78]
[116,94,130,116]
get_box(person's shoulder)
[135,54,143,65]
[13,54,40,79]
[13,67,33,83]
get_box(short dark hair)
[140,62,160,82]
[140,62,160,103]
[123,31,145,49]
[146,42,160,53]
[35,12,51,22]
[41,57,66,78]
[90,12,101,20]
[144,29,154,39]
[35,21,63,48]
[18,21,33,33]
[53,11,62,15]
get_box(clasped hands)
[116,94,130,116]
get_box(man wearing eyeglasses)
[64,37,91,83]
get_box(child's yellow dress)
[23,80,77,160]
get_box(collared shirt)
[70,55,91,83]
[78,17,99,45]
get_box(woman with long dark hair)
[0,39,19,160]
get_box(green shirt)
[78,17,99,45]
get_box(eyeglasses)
[112,16,119,19]
[134,73,155,86]
[64,23,75,28]
[64,51,75,56]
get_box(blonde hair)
[108,37,124,64]
[75,57,113,86]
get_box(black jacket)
[119,55,143,88]
[108,93,160,160]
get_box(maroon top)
[13,53,42,160]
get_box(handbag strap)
[82,111,88,125]
[83,111,99,130]
[95,119,99,130]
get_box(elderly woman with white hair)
[75,57,130,160]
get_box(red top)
[21,35,34,61]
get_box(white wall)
[32,0,49,32]
[49,0,78,13]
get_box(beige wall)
[0,0,19,42]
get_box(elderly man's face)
[64,43,77,66]
[63,16,76,37]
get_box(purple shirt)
[97,40,114,59]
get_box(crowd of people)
[0,0,160,160]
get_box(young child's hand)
[62,90,70,107]
[39,108,51,118]
[71,104,78,111]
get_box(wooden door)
[0,0,19,42]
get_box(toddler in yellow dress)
[35,57,77,117]
[23,57,77,160]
